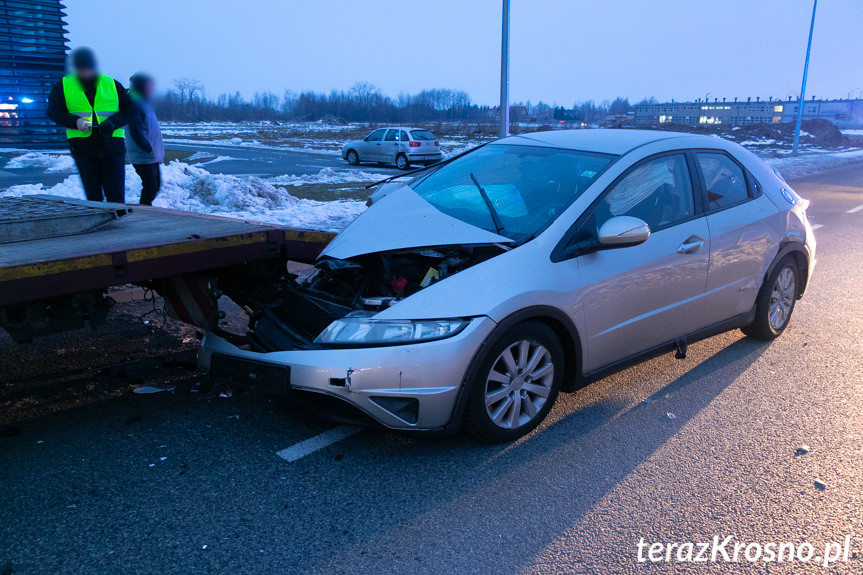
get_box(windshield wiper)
[469,173,505,234]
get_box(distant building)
[0,0,69,147]
[508,105,529,123]
[634,97,863,130]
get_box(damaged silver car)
[200,130,816,442]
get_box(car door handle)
[677,235,704,255]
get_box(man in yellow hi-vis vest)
[47,47,134,203]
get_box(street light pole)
[792,0,817,155]
[499,0,510,139]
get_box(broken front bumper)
[198,317,497,430]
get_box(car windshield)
[410,130,437,141]
[409,144,615,240]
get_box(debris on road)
[133,385,176,394]
[0,426,21,437]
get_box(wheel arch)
[445,306,584,433]
[767,241,810,298]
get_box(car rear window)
[410,130,436,141]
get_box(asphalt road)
[165,141,404,178]
[2,163,863,574]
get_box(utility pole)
[793,0,817,155]
[499,0,510,139]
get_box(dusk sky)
[67,0,862,106]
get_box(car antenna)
[363,142,490,189]
[469,173,505,234]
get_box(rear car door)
[695,150,779,325]
[359,129,386,161]
[574,152,710,371]
[383,129,400,163]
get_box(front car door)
[359,129,386,161]
[574,152,710,372]
[695,150,780,325]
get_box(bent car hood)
[320,187,513,260]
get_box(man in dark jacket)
[46,47,133,203]
[125,73,164,206]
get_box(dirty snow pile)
[763,149,863,180]
[1,161,368,232]
[4,152,76,173]
[268,167,389,187]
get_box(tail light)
[434,141,439,146]
[409,141,421,147]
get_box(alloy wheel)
[768,267,796,330]
[484,339,554,429]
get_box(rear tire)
[396,153,410,170]
[346,149,360,166]
[464,322,564,443]
[742,255,799,340]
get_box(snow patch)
[5,152,76,173]
[764,149,863,180]
[1,160,366,232]
[267,167,390,187]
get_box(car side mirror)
[597,216,650,247]
[561,215,651,259]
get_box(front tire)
[396,153,410,170]
[742,256,799,340]
[346,149,360,166]
[464,322,564,443]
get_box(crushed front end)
[200,244,506,430]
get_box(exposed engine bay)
[247,244,507,351]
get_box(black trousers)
[134,163,162,206]
[73,154,126,203]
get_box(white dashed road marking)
[811,224,824,230]
[846,204,863,214]
[276,425,361,462]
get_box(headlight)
[314,313,469,346]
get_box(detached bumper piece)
[210,354,290,396]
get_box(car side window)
[385,129,399,142]
[595,154,695,232]
[697,152,749,210]
[748,172,763,197]
[366,129,385,142]
[400,130,410,142]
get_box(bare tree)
[174,77,204,118]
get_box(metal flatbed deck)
[0,196,335,340]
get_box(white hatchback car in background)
[342,127,442,170]
[204,130,816,442]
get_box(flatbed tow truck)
[0,195,334,342]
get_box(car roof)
[500,129,721,156]
[376,127,429,132]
